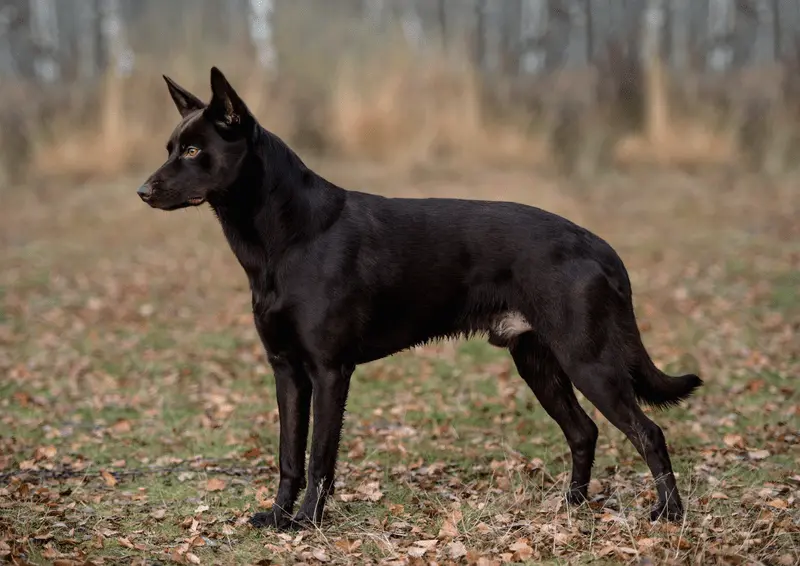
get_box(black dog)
[138,67,702,530]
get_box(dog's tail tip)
[634,368,704,410]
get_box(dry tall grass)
[0,16,798,186]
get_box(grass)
[0,164,799,565]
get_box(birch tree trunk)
[519,0,548,75]
[0,5,20,78]
[476,0,503,73]
[77,0,99,80]
[752,0,776,63]
[669,0,690,71]
[100,0,134,77]
[363,0,386,29]
[248,0,277,71]
[400,0,425,50]
[100,0,133,141]
[707,0,735,71]
[28,0,60,83]
[564,0,589,68]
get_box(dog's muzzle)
[137,183,153,202]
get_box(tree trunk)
[248,0,277,71]
[100,0,132,142]
[28,0,60,83]
[642,0,668,147]
[363,0,386,29]
[0,5,20,78]
[707,0,735,71]
[669,0,690,71]
[77,0,99,80]
[519,0,547,75]
[400,0,425,50]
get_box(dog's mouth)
[155,197,206,211]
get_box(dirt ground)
[1,162,798,565]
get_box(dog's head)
[137,67,254,210]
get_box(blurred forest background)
[2,4,799,564]
[1,0,799,184]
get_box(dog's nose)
[137,183,153,201]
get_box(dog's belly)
[350,310,534,364]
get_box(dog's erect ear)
[163,75,205,118]
[206,66,251,131]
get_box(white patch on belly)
[491,311,532,339]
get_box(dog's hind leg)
[510,332,599,505]
[561,358,683,521]
[543,271,685,521]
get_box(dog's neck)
[209,127,346,286]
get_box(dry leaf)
[117,537,134,549]
[356,481,383,502]
[243,447,261,459]
[151,508,167,519]
[637,537,658,549]
[767,498,788,509]
[190,536,206,548]
[723,434,744,448]
[100,470,117,487]
[111,419,132,434]
[447,541,468,559]
[206,477,226,492]
[34,445,57,460]
[408,539,438,557]
[335,539,362,553]
[41,545,62,559]
[438,519,458,538]
[748,449,770,460]
[509,539,533,561]
[186,552,201,564]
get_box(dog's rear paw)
[650,500,684,523]
[566,486,589,506]
[249,508,293,530]
[288,510,319,531]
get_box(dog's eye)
[183,146,201,159]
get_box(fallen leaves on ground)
[1,171,799,564]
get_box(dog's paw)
[650,500,684,523]
[287,510,318,531]
[566,489,588,507]
[566,484,589,506]
[249,508,293,530]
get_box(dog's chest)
[252,294,305,359]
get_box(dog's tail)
[632,345,703,409]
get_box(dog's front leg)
[292,362,354,527]
[249,355,312,530]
